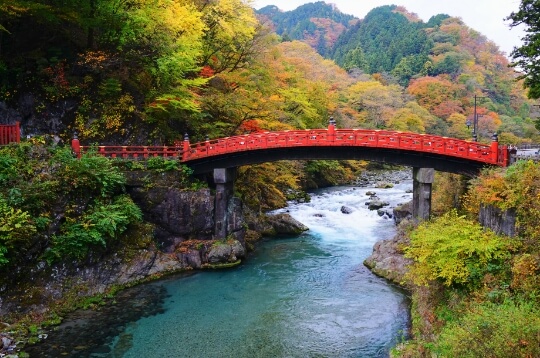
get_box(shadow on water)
[24,274,192,357]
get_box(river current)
[27,172,412,357]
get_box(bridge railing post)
[490,133,499,164]
[327,117,336,142]
[71,133,81,159]
[182,133,190,161]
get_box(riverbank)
[22,170,411,357]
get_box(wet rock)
[393,201,412,225]
[207,240,245,264]
[376,182,394,189]
[377,209,393,219]
[365,191,376,196]
[368,200,389,211]
[364,223,413,285]
[340,206,354,214]
[266,213,309,235]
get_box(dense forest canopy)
[256,2,539,140]
[0,0,537,146]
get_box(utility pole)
[472,94,486,142]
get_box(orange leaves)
[407,76,464,112]
[239,119,262,133]
[199,65,215,78]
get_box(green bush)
[433,300,540,357]
[60,153,126,197]
[405,210,515,288]
[0,196,37,266]
[46,195,142,263]
[145,157,180,172]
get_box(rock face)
[479,204,516,237]
[125,171,245,250]
[364,223,413,285]
[0,175,248,317]
[0,97,76,136]
[265,213,309,235]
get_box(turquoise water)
[28,181,412,357]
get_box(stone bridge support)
[213,168,237,239]
[412,167,434,221]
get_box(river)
[27,171,412,357]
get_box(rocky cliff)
[0,172,247,318]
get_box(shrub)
[433,300,540,357]
[46,195,142,263]
[405,210,515,288]
[60,153,126,197]
[466,161,540,251]
[0,196,37,266]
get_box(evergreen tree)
[507,0,540,99]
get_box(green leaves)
[0,196,36,266]
[61,153,126,197]
[405,210,514,288]
[433,300,540,357]
[46,195,142,263]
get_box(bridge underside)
[185,146,490,176]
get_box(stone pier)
[213,168,237,239]
[412,167,434,221]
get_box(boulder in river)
[340,205,354,214]
[393,201,412,225]
[364,223,413,286]
[368,200,389,210]
[265,213,309,236]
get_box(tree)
[507,0,540,98]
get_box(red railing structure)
[71,125,510,167]
[184,128,509,167]
[0,122,20,145]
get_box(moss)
[202,260,242,269]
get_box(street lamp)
[329,116,336,127]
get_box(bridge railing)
[0,122,20,145]
[73,144,183,159]
[185,129,504,166]
[70,127,508,166]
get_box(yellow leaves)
[405,210,513,288]
[388,108,425,132]
[205,0,257,39]
[511,254,539,292]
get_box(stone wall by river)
[0,171,308,319]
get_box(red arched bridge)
[69,123,511,236]
[71,124,509,176]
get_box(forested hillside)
[0,0,538,211]
[257,3,540,144]
[257,1,356,55]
